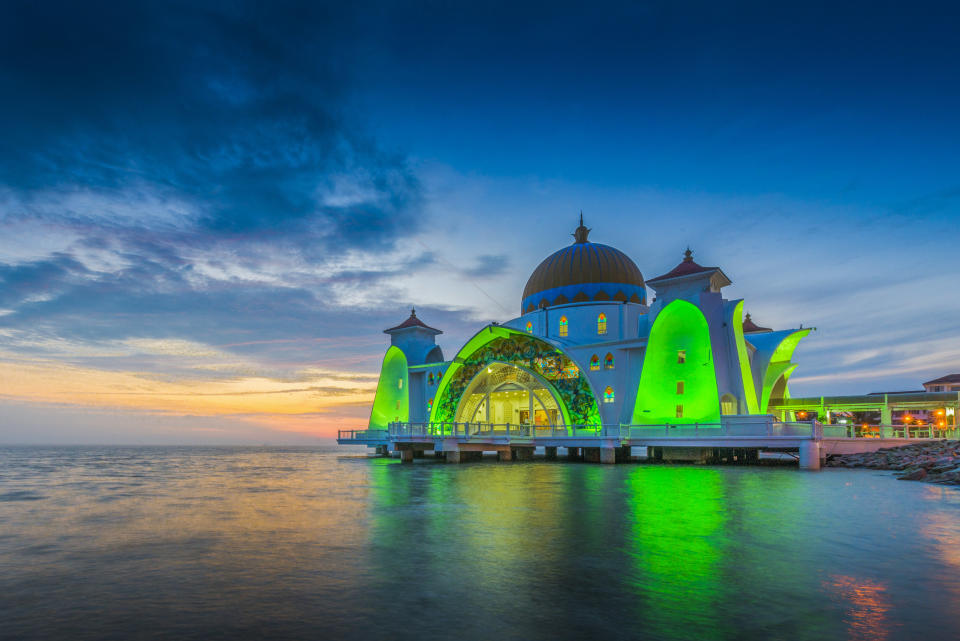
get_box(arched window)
[398,378,403,390]
[590,354,600,371]
[604,386,615,403]
[597,313,607,335]
[428,397,434,411]
[558,316,568,337]
[604,353,614,369]
[525,321,533,333]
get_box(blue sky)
[0,1,958,443]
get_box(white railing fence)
[339,422,960,442]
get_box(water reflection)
[825,575,892,641]
[4,448,960,641]
[625,467,727,640]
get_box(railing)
[384,420,824,440]
[347,422,959,443]
[820,424,960,439]
[337,429,388,441]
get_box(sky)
[1,0,958,444]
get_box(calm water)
[2,447,960,641]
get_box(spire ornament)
[572,212,591,244]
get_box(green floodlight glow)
[632,300,720,424]
[368,345,409,429]
[731,300,760,415]
[770,328,811,364]
[761,362,798,414]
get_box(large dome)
[521,218,646,313]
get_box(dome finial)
[572,212,591,244]
[683,247,693,262]
[410,307,416,317]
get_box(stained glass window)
[590,354,600,371]
[597,313,607,335]
[525,321,533,333]
[604,353,614,369]
[604,386,615,403]
[559,316,568,337]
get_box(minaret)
[383,308,444,365]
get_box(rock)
[897,467,927,481]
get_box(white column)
[798,440,821,470]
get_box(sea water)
[2,446,960,641]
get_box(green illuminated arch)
[368,345,409,429]
[632,300,720,424]
[761,362,797,414]
[758,328,809,413]
[430,326,600,426]
[732,300,760,414]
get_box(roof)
[521,216,646,313]
[923,374,960,386]
[383,308,442,334]
[647,248,725,284]
[742,313,772,333]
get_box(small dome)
[521,216,646,313]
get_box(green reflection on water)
[625,466,729,640]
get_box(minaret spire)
[572,212,591,244]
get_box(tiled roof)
[924,374,960,386]
[742,313,772,333]
[384,308,441,333]
[647,248,717,283]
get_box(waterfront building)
[924,374,960,393]
[367,217,811,431]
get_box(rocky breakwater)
[826,441,960,484]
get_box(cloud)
[460,254,511,279]
[0,1,421,253]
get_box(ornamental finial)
[411,307,416,317]
[683,247,693,262]
[572,212,591,244]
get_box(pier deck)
[338,418,960,469]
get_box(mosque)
[367,217,811,433]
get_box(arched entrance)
[454,362,565,429]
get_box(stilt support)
[798,440,821,470]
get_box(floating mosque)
[367,216,811,433]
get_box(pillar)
[400,449,414,463]
[513,446,534,461]
[600,447,616,464]
[446,450,463,464]
[798,440,821,470]
[544,446,558,460]
[498,447,513,461]
[881,393,892,425]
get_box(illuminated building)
[366,217,810,431]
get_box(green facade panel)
[632,300,721,424]
[368,345,409,429]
